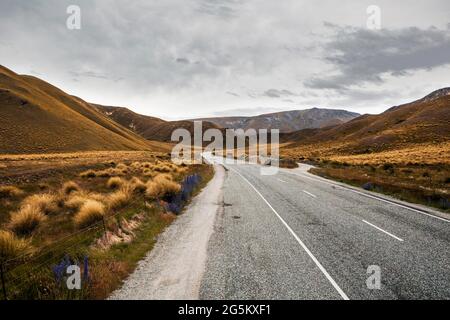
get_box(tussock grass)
[62,181,81,195]
[129,177,146,193]
[0,186,24,199]
[80,170,96,178]
[107,185,132,209]
[22,193,59,215]
[0,230,32,262]
[9,204,47,235]
[107,177,125,189]
[74,200,105,229]
[145,175,181,199]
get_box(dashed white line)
[362,220,404,242]
[282,170,449,223]
[226,165,349,300]
[277,178,288,183]
[302,190,317,198]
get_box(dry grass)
[107,177,125,189]
[9,204,47,235]
[145,175,181,199]
[61,181,81,195]
[0,186,24,199]
[80,170,97,178]
[74,200,105,229]
[21,193,59,215]
[129,177,146,193]
[0,230,32,261]
[107,185,132,210]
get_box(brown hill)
[282,88,450,157]
[95,105,222,142]
[0,65,168,154]
[194,108,360,132]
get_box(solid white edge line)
[283,170,450,223]
[226,165,350,300]
[362,220,404,242]
[302,190,317,198]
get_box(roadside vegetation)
[0,151,214,299]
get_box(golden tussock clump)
[22,193,59,215]
[145,175,180,199]
[80,169,96,178]
[129,177,147,193]
[0,230,32,262]
[0,185,24,199]
[61,181,81,195]
[107,185,132,209]
[9,204,47,235]
[107,177,125,189]
[74,200,105,229]
[65,192,105,210]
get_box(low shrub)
[22,194,59,215]
[62,181,81,195]
[0,230,32,262]
[80,170,96,178]
[107,185,132,209]
[107,177,125,189]
[130,177,146,193]
[74,200,105,229]
[9,204,47,235]
[0,186,24,199]
[145,175,180,200]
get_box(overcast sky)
[1,0,449,120]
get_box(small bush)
[107,177,125,189]
[62,181,80,195]
[107,185,132,209]
[22,194,59,215]
[130,177,146,193]
[74,200,105,229]
[146,175,181,199]
[0,230,32,262]
[80,170,96,178]
[9,204,47,235]
[0,186,24,199]
[65,195,89,210]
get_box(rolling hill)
[193,108,360,132]
[282,88,450,157]
[95,105,222,142]
[0,65,168,154]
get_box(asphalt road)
[200,154,450,300]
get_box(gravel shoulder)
[109,164,225,300]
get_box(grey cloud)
[176,58,190,64]
[226,91,240,97]
[263,89,295,98]
[197,0,240,19]
[305,25,450,90]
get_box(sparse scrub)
[107,177,125,189]
[0,230,32,262]
[74,200,105,229]
[106,185,132,209]
[80,170,96,178]
[62,181,80,195]
[130,177,146,193]
[9,204,47,235]
[145,175,181,199]
[22,193,59,215]
[0,186,24,199]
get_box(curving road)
[199,154,450,300]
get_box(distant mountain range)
[1,64,448,157]
[192,108,360,132]
[281,87,450,155]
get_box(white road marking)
[277,178,288,183]
[302,190,317,198]
[282,170,450,223]
[362,220,404,242]
[226,165,349,300]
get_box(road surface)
[199,154,450,300]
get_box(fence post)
[0,262,7,300]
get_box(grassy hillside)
[0,65,168,154]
